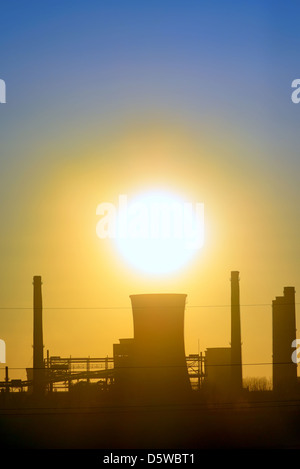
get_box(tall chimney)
[230,271,243,393]
[272,286,297,395]
[33,276,44,395]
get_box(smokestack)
[129,293,191,402]
[230,271,243,393]
[33,276,44,395]
[272,286,297,395]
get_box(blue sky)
[1,1,299,168]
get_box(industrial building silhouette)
[1,270,297,400]
[114,293,191,405]
[272,286,297,395]
[0,271,299,449]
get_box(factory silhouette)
[0,271,300,449]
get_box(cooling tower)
[129,293,191,402]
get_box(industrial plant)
[0,271,299,449]
[0,271,298,401]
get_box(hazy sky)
[1,1,300,381]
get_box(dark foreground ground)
[1,396,300,449]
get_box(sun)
[113,191,204,276]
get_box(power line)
[1,302,298,310]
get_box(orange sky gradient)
[1,117,299,382]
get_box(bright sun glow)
[114,192,204,275]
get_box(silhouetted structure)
[205,347,231,399]
[32,276,45,395]
[114,294,191,403]
[113,338,135,396]
[3,272,300,449]
[272,286,297,395]
[230,271,243,394]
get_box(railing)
[0,354,206,392]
